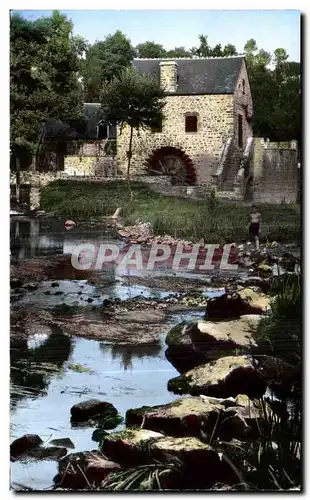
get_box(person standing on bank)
[249,205,261,251]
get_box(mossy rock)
[165,321,192,346]
[100,428,164,465]
[165,316,261,375]
[168,356,266,399]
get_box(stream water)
[10,216,227,490]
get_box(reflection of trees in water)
[10,329,73,408]
[99,342,162,371]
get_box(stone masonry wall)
[64,156,117,177]
[220,60,253,190]
[252,138,298,204]
[117,94,234,186]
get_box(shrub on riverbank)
[41,180,300,243]
[254,274,301,366]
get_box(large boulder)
[10,433,67,462]
[150,436,238,489]
[168,355,267,399]
[125,395,261,441]
[100,428,164,465]
[10,434,43,460]
[204,288,269,320]
[101,430,239,489]
[237,287,271,311]
[70,399,120,426]
[125,397,223,437]
[165,316,261,374]
[55,451,122,489]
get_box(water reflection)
[99,342,162,371]
[10,330,73,407]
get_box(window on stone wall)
[151,120,162,133]
[242,79,245,94]
[185,114,198,133]
[238,114,243,148]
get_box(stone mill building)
[117,56,254,196]
[12,56,298,207]
[117,56,298,203]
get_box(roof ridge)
[134,55,244,61]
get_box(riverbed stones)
[168,355,267,399]
[125,395,261,442]
[204,289,268,320]
[56,451,122,489]
[10,434,43,459]
[237,287,271,311]
[53,309,166,344]
[50,437,75,449]
[23,446,68,461]
[101,431,238,489]
[70,400,119,423]
[165,316,261,374]
[125,397,219,437]
[100,428,164,465]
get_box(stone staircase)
[212,136,254,200]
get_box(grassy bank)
[41,180,300,244]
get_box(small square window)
[151,120,162,133]
[185,115,198,133]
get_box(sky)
[14,9,301,61]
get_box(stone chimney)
[159,60,178,93]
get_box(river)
[10,216,226,490]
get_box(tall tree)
[83,31,135,101]
[136,41,166,58]
[191,35,238,57]
[10,11,85,163]
[100,68,165,200]
[244,39,300,142]
[166,46,192,58]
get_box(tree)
[191,35,237,58]
[10,11,85,166]
[100,68,166,200]
[244,39,300,142]
[166,46,192,58]
[136,41,166,58]
[83,31,136,100]
[191,34,211,57]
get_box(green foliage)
[83,31,136,101]
[254,273,301,365]
[41,180,300,244]
[219,397,301,490]
[100,67,165,131]
[244,39,300,142]
[10,11,85,159]
[191,35,237,57]
[136,41,166,59]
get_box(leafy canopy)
[100,67,166,131]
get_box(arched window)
[184,112,199,133]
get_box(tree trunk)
[127,126,134,202]
[16,156,20,205]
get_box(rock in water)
[55,451,122,489]
[168,355,266,399]
[10,434,43,459]
[165,316,261,374]
[70,399,119,424]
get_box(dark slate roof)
[44,103,116,140]
[133,56,244,95]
